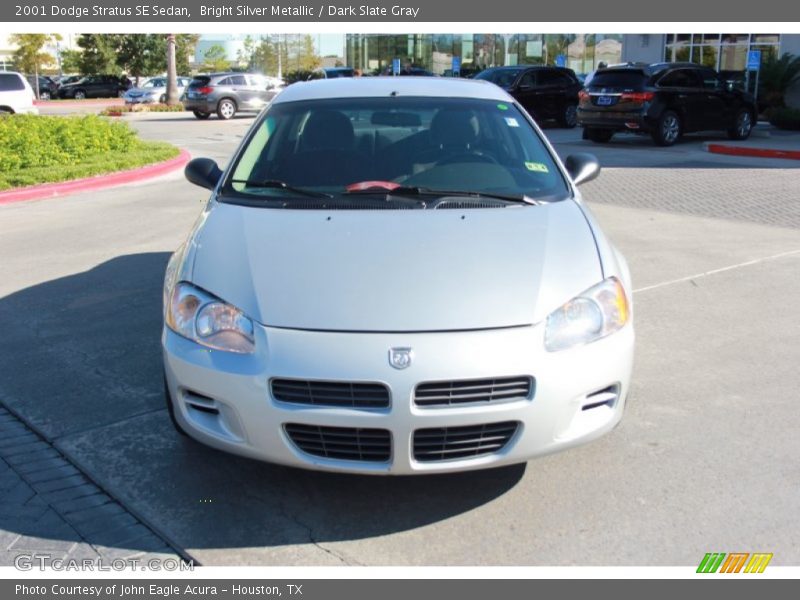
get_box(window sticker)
[504,117,520,127]
[497,103,509,111]
[525,162,549,173]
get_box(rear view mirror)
[565,153,601,186]
[185,158,223,191]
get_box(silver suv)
[183,72,281,120]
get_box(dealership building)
[345,33,800,103]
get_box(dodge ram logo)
[388,347,413,369]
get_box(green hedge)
[0,114,139,171]
[766,107,800,131]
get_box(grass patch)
[101,103,187,115]
[0,141,179,190]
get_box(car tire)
[193,110,211,120]
[117,90,125,98]
[159,94,167,104]
[164,375,189,437]
[558,103,579,128]
[217,98,237,120]
[652,110,682,146]
[74,90,86,100]
[40,91,51,100]
[584,128,614,143]
[728,109,753,140]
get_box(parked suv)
[475,65,582,128]
[25,75,58,100]
[183,73,281,120]
[58,75,130,99]
[577,62,757,146]
[0,72,37,114]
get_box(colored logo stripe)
[697,552,773,573]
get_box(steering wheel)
[435,151,499,166]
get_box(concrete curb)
[704,142,800,161]
[0,148,191,206]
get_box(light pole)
[166,33,179,105]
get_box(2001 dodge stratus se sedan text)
[162,77,634,475]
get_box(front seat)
[277,110,365,187]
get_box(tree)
[77,34,120,74]
[117,35,165,85]
[175,34,200,76]
[759,52,800,108]
[9,34,57,74]
[292,35,321,71]
[202,44,229,72]
[166,34,179,106]
[59,49,82,74]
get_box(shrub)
[766,107,800,130]
[0,114,139,171]
[99,103,186,116]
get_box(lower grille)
[284,424,391,462]
[413,421,519,462]
[414,376,533,407]
[271,379,390,408]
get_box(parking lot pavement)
[0,407,181,567]
[1,116,799,565]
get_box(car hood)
[189,200,602,332]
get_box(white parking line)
[633,248,800,294]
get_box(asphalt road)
[1,112,799,565]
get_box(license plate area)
[595,95,618,106]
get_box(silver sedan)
[162,77,634,474]
[123,76,192,104]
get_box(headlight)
[544,277,629,352]
[165,282,255,353]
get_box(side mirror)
[565,153,601,186]
[185,158,223,191]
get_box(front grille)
[271,379,390,408]
[413,421,519,462]
[284,424,391,462]
[414,376,533,407]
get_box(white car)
[123,76,192,104]
[163,77,634,474]
[0,72,38,115]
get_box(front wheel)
[584,127,614,143]
[73,90,86,100]
[652,110,682,146]
[217,98,236,120]
[193,110,211,120]
[558,103,578,128]
[40,91,51,100]
[728,109,753,140]
[159,94,167,104]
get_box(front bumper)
[163,321,634,475]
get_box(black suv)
[25,75,58,100]
[577,62,757,146]
[474,65,582,128]
[58,75,130,99]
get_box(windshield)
[474,69,521,88]
[222,96,568,207]
[143,78,165,88]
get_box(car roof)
[604,62,710,76]
[274,77,513,104]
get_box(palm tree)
[758,52,800,109]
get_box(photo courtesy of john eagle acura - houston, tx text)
[162,77,634,475]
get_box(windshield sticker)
[497,103,509,111]
[525,162,549,173]
[504,117,520,127]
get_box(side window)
[537,70,559,85]
[229,75,247,86]
[0,73,25,91]
[217,77,232,86]
[700,70,722,90]
[658,69,701,88]
[519,71,536,87]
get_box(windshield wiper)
[344,186,538,205]
[230,179,333,198]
